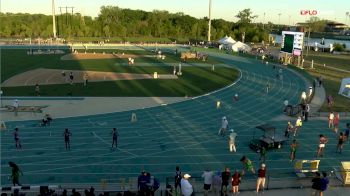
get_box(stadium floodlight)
[208,0,212,42]
[52,0,57,38]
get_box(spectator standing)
[63,128,72,150]
[83,73,89,86]
[228,129,237,152]
[13,99,19,116]
[327,95,333,108]
[311,172,321,196]
[319,172,329,196]
[345,123,350,141]
[35,83,40,96]
[9,162,22,186]
[69,72,74,85]
[290,139,297,162]
[308,86,313,99]
[111,128,119,149]
[233,93,239,102]
[294,117,303,136]
[304,104,310,122]
[256,164,266,193]
[218,116,228,137]
[283,99,290,113]
[240,156,255,175]
[201,169,213,196]
[328,112,334,129]
[212,171,222,195]
[319,75,323,87]
[259,146,267,163]
[285,121,293,138]
[333,113,340,133]
[316,134,328,157]
[180,174,193,196]
[138,171,150,196]
[13,128,22,149]
[174,166,182,192]
[336,132,345,154]
[231,170,241,194]
[221,167,231,196]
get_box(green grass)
[299,51,350,112]
[2,66,239,97]
[67,37,174,43]
[306,67,350,112]
[303,51,350,71]
[0,49,222,82]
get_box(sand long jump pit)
[2,68,178,87]
[61,52,159,60]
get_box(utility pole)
[207,0,212,42]
[52,0,57,38]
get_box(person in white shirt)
[201,170,213,196]
[218,116,228,137]
[181,174,193,196]
[13,99,19,116]
[228,129,237,152]
[328,112,335,128]
[301,91,307,104]
[308,86,313,98]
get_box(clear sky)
[1,0,350,25]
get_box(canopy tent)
[230,41,252,52]
[339,77,350,98]
[218,36,236,45]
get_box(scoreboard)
[281,31,304,55]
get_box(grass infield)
[1,49,238,97]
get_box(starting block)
[131,113,137,122]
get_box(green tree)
[235,9,257,25]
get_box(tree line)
[0,7,273,43]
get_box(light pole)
[52,0,57,38]
[263,12,266,29]
[347,12,350,28]
[289,15,291,26]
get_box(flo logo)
[300,10,318,15]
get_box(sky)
[1,0,350,25]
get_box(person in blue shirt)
[345,123,350,141]
[320,172,329,196]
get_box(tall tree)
[235,9,257,25]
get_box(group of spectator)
[174,161,266,196]
[137,171,160,196]
[311,172,329,196]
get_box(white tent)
[218,36,229,44]
[230,41,252,52]
[339,77,350,98]
[218,36,236,45]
